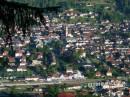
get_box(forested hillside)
[7,0,65,7]
[7,0,130,20]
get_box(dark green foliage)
[8,0,60,7]
[115,0,130,15]
[45,85,60,97]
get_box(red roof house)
[58,92,75,97]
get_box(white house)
[47,77,52,82]
[15,51,23,57]
[20,62,26,66]
[32,60,42,66]
[25,77,39,81]
[66,68,74,74]
[6,68,14,72]
[106,68,112,77]
[73,71,85,79]
[17,66,27,72]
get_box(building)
[95,71,102,77]
[58,92,75,97]
[106,68,112,77]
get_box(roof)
[8,57,15,63]
[96,71,101,76]
[58,92,75,97]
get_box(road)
[0,78,126,87]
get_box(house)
[46,76,52,82]
[65,8,78,16]
[32,60,42,66]
[37,52,43,59]
[60,74,66,80]
[51,61,56,66]
[15,50,23,57]
[34,88,43,92]
[6,68,14,72]
[17,42,25,47]
[80,52,86,58]
[73,71,85,79]
[66,68,74,74]
[51,73,60,80]
[58,92,75,97]
[8,57,15,66]
[0,54,3,58]
[26,51,31,56]
[106,68,112,77]
[20,56,26,62]
[51,53,56,66]
[24,38,30,44]
[17,65,27,72]
[95,71,102,77]
[25,77,39,81]
[36,39,43,48]
[83,64,93,68]
[76,48,86,58]
[103,80,125,89]
[8,57,15,63]
[59,73,74,80]
[3,51,8,56]
[106,55,113,62]
[66,37,76,43]
[67,86,82,90]
[20,62,26,66]
[127,49,130,55]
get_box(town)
[0,0,130,97]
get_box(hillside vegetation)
[7,0,130,20]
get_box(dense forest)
[7,0,130,13]
[7,0,67,7]
[116,0,130,14]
